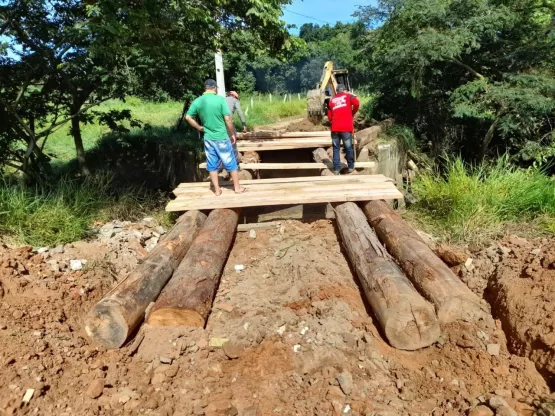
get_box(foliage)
[0,175,159,246]
[356,0,555,160]
[0,0,294,177]
[411,156,555,243]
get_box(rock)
[249,229,256,239]
[36,247,49,254]
[234,264,245,272]
[487,344,501,356]
[53,245,65,254]
[21,388,35,404]
[494,389,512,398]
[293,345,301,353]
[204,399,238,416]
[222,342,243,360]
[489,396,509,410]
[159,357,172,364]
[337,372,353,396]
[86,379,104,399]
[468,406,494,416]
[47,260,60,272]
[70,260,84,271]
[436,244,468,266]
[196,339,208,349]
[465,258,475,271]
[531,248,541,256]
[327,386,345,400]
[495,406,518,416]
[209,338,229,348]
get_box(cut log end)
[85,303,129,350]
[437,297,486,325]
[384,301,440,351]
[147,309,204,327]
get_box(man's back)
[187,92,230,140]
[328,92,360,132]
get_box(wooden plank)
[166,186,402,211]
[198,162,377,170]
[173,182,398,199]
[176,175,391,188]
[238,131,332,139]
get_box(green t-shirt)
[187,91,230,141]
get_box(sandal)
[235,188,248,194]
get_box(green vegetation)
[0,175,164,247]
[411,157,555,244]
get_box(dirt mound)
[285,118,329,132]
[0,220,552,415]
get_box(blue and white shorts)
[204,139,238,173]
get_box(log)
[362,200,485,324]
[147,208,239,327]
[84,211,207,349]
[335,202,440,350]
[313,147,335,176]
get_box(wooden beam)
[84,211,207,349]
[199,162,377,170]
[147,209,239,327]
[362,200,485,324]
[176,175,392,188]
[238,131,332,139]
[335,202,440,350]
[237,222,281,232]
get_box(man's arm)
[224,115,237,143]
[235,100,247,132]
[185,114,204,133]
[351,95,361,115]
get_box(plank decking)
[198,162,377,170]
[166,175,402,212]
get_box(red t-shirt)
[327,92,360,133]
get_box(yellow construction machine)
[307,61,352,121]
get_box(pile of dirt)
[285,118,329,132]
[1,220,553,416]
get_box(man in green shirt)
[185,79,246,196]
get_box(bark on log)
[147,208,239,327]
[313,147,335,176]
[239,151,259,180]
[362,200,485,324]
[335,202,440,350]
[84,211,207,349]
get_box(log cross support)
[362,200,486,324]
[335,202,440,350]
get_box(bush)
[0,175,161,247]
[411,156,555,243]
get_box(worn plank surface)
[167,175,402,212]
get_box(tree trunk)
[479,119,499,160]
[335,202,440,350]
[71,113,90,176]
[84,211,207,348]
[147,208,239,327]
[362,200,485,324]
[313,147,335,176]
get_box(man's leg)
[342,132,355,172]
[216,139,245,193]
[331,133,341,174]
[205,140,222,195]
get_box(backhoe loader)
[307,61,352,121]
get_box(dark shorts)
[204,139,238,173]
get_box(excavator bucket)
[307,89,324,121]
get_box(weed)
[411,156,555,244]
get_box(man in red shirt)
[327,84,360,175]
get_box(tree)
[356,0,555,159]
[0,0,294,177]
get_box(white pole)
[245,106,249,116]
[298,93,301,100]
[214,51,226,97]
[283,94,287,103]
[250,97,254,109]
[269,93,272,102]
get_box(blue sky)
[283,0,371,33]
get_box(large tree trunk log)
[238,151,259,180]
[335,202,440,350]
[84,211,207,349]
[147,208,239,327]
[362,201,485,324]
[313,147,335,176]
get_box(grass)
[0,175,167,247]
[410,156,555,244]
[44,95,308,163]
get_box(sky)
[282,0,369,33]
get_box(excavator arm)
[307,61,348,121]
